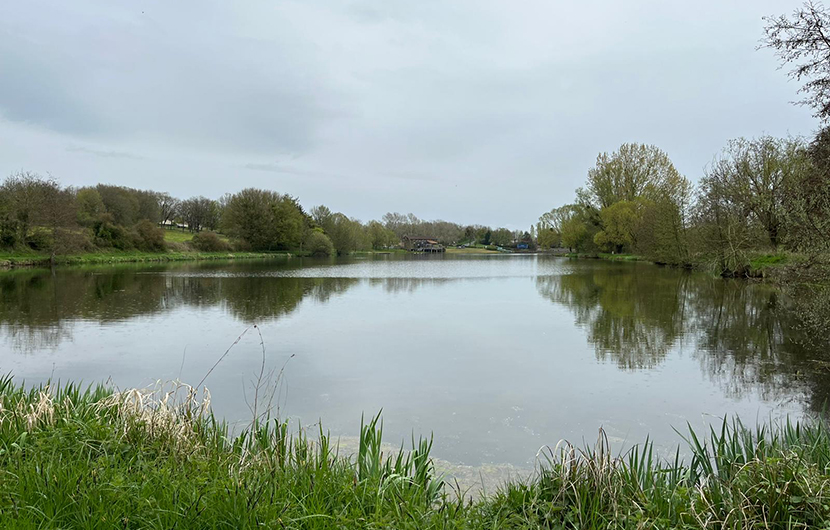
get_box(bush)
[232,238,252,252]
[26,229,53,251]
[190,231,231,252]
[305,231,334,256]
[133,220,167,252]
[92,217,134,250]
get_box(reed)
[1,376,829,528]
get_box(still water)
[1,254,826,469]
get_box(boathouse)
[402,236,445,253]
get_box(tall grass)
[1,376,829,528]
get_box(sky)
[0,0,818,230]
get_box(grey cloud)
[0,0,819,229]
[67,146,144,159]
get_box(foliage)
[179,196,220,232]
[305,229,334,256]
[593,200,642,253]
[190,231,231,252]
[75,187,105,226]
[366,220,397,249]
[133,220,167,252]
[222,188,306,251]
[783,127,830,254]
[560,216,589,252]
[1,378,829,528]
[580,143,688,210]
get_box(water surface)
[1,254,826,469]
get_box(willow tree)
[578,144,690,257]
[579,143,688,210]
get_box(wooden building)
[402,236,445,253]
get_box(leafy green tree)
[95,185,140,226]
[490,228,512,247]
[560,217,588,252]
[580,143,687,210]
[222,188,305,250]
[305,230,334,256]
[594,200,641,253]
[75,188,106,226]
[367,220,397,249]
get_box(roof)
[402,236,439,241]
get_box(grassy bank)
[563,252,645,262]
[1,378,829,528]
[0,249,294,268]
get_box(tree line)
[0,175,529,259]
[535,135,830,275]
[536,3,830,275]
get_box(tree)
[762,1,830,120]
[95,185,140,226]
[0,172,51,246]
[305,230,334,256]
[702,136,808,249]
[75,188,106,226]
[635,196,691,265]
[560,217,588,252]
[156,192,180,226]
[537,205,580,248]
[222,189,305,250]
[694,164,761,276]
[594,200,642,253]
[580,143,687,210]
[490,228,512,247]
[315,210,369,255]
[783,127,830,254]
[0,172,79,257]
[367,220,398,249]
[180,196,220,233]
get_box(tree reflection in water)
[0,264,358,353]
[536,262,830,412]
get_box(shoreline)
[0,250,301,269]
[1,378,828,528]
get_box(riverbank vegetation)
[537,5,830,279]
[1,377,829,528]
[0,175,530,268]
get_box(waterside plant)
[1,377,829,528]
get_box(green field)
[0,249,288,268]
[162,229,232,244]
[445,246,500,254]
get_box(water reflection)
[536,266,689,369]
[2,257,828,417]
[0,264,359,353]
[537,262,830,411]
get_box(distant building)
[402,236,445,253]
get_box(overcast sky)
[0,0,817,229]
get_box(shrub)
[306,231,334,256]
[133,220,167,252]
[190,232,231,252]
[26,229,53,251]
[92,217,134,250]
[232,238,252,252]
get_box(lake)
[1,254,826,474]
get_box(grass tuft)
[1,376,829,528]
